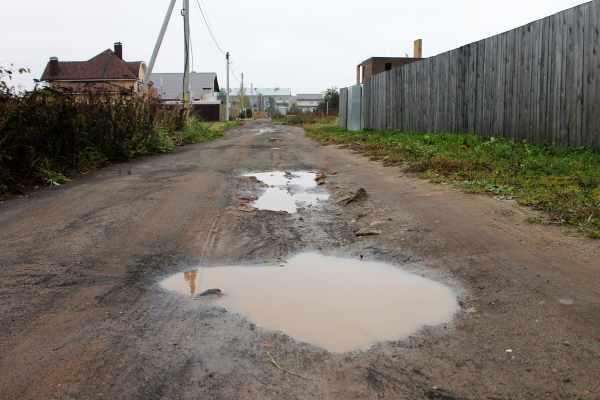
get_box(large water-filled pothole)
[162,253,459,352]
[243,171,329,214]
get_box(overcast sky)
[1,0,587,94]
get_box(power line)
[229,63,240,82]
[195,0,225,54]
[194,4,223,67]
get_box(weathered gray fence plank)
[339,88,348,128]
[583,0,600,149]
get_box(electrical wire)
[195,0,225,54]
[229,63,240,82]
[195,6,223,67]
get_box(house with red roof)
[40,42,147,97]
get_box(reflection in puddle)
[244,171,329,213]
[162,253,459,352]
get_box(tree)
[317,87,339,111]
[216,88,226,101]
[0,64,30,95]
[266,96,277,117]
[235,82,246,108]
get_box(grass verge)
[282,113,338,126]
[168,119,243,146]
[304,123,600,239]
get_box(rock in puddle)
[198,288,222,296]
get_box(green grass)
[206,120,244,130]
[305,123,600,237]
[282,114,338,126]
[167,118,244,146]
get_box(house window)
[385,62,392,71]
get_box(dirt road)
[1,121,599,399]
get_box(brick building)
[356,39,424,84]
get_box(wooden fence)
[339,88,348,128]
[342,0,600,149]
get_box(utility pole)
[226,52,230,120]
[241,73,244,110]
[182,0,191,106]
[140,0,178,96]
[251,83,253,109]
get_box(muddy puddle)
[254,127,287,136]
[243,171,329,214]
[162,253,459,352]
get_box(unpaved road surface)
[1,121,600,399]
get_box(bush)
[283,110,338,126]
[0,87,206,195]
[246,108,253,118]
[238,111,246,119]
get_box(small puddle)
[243,171,329,214]
[162,253,459,352]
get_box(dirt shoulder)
[0,121,598,399]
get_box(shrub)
[246,108,253,118]
[0,87,198,195]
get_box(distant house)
[150,72,219,102]
[40,42,147,97]
[356,39,424,84]
[149,72,224,121]
[229,87,292,114]
[297,94,323,111]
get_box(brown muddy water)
[243,171,329,214]
[162,253,459,352]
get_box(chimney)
[114,42,123,59]
[49,57,59,76]
[414,39,422,58]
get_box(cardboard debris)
[356,227,382,236]
[332,188,367,206]
[314,172,326,185]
